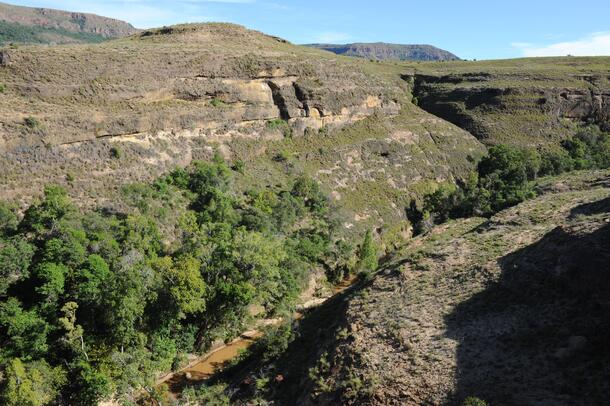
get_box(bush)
[109,146,122,159]
[0,83,6,93]
[462,396,488,406]
[356,230,378,273]
[210,98,226,108]
[267,119,293,138]
[24,116,41,129]
[231,159,245,174]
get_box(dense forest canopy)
[0,156,358,405]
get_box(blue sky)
[8,0,610,60]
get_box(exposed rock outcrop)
[409,64,610,146]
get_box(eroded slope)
[248,170,610,405]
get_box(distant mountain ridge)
[305,42,460,61]
[0,1,139,44]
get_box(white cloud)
[313,32,352,43]
[513,32,610,57]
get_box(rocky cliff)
[0,1,139,44]
[407,57,610,147]
[306,43,459,61]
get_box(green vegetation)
[267,119,293,138]
[210,98,226,108]
[0,157,357,404]
[0,83,6,93]
[409,127,610,232]
[24,116,41,130]
[0,20,107,45]
[462,396,488,406]
[109,146,122,159]
[356,230,378,274]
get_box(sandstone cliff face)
[0,24,485,237]
[407,59,610,146]
[0,24,402,150]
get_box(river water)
[155,275,357,400]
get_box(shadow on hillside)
[445,201,610,405]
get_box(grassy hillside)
[0,1,138,44]
[0,23,485,239]
[405,57,610,147]
[0,20,107,44]
[218,169,610,405]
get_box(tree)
[0,358,66,406]
[155,255,206,317]
[291,176,328,214]
[70,361,112,405]
[58,302,88,361]
[21,185,74,234]
[73,255,111,305]
[0,298,49,360]
[0,237,34,296]
[0,202,18,236]
[356,231,378,273]
[34,263,67,306]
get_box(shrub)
[462,396,488,406]
[356,230,378,273]
[231,159,245,174]
[267,119,293,138]
[0,83,6,93]
[109,146,122,159]
[210,98,226,108]
[24,116,41,129]
[274,149,292,162]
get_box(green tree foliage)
[356,230,379,273]
[0,159,353,404]
[0,237,34,296]
[21,185,74,234]
[462,396,488,406]
[0,202,18,235]
[0,358,66,406]
[0,298,49,360]
[409,127,610,234]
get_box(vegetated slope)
[0,23,485,238]
[230,169,610,405]
[305,43,459,61]
[406,57,610,147]
[0,1,138,44]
